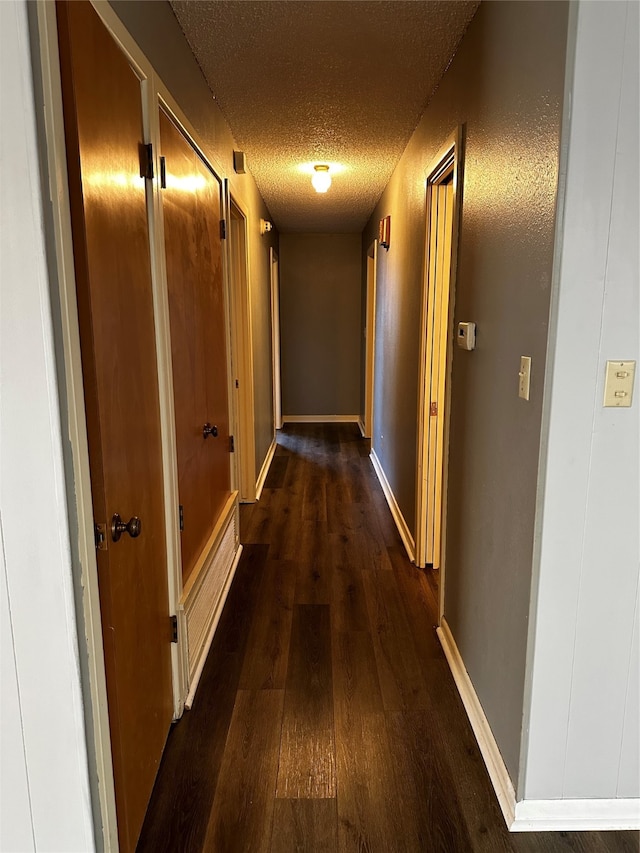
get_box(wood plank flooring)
[138,424,639,853]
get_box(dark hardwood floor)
[138,424,638,853]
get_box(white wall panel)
[617,582,640,798]
[0,2,95,848]
[0,529,35,852]
[525,0,639,800]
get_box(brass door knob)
[203,422,218,439]
[111,513,142,542]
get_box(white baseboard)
[369,449,415,562]
[255,436,277,501]
[512,798,640,832]
[437,618,517,827]
[437,618,640,832]
[281,414,360,424]
[357,418,366,437]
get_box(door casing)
[363,240,378,439]
[270,248,282,431]
[415,129,463,622]
[226,190,257,501]
[33,2,239,848]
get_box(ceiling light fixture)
[311,164,331,193]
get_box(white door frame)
[270,248,282,431]
[363,240,378,438]
[226,188,257,500]
[415,129,463,622]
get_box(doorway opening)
[362,240,378,439]
[270,248,282,431]
[228,194,257,501]
[416,132,462,600]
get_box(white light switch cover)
[519,356,531,401]
[603,360,635,407]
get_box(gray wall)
[110,0,278,481]
[524,0,639,801]
[279,233,361,417]
[362,1,570,783]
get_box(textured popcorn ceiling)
[170,1,479,232]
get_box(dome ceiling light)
[311,164,331,194]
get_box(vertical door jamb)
[363,240,378,439]
[270,248,282,431]
[415,129,463,624]
[34,4,119,849]
[226,186,257,501]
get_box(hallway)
[137,425,637,853]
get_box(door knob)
[111,513,142,542]
[203,422,218,438]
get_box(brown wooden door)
[159,111,231,583]
[57,4,173,850]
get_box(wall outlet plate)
[603,360,635,407]
[519,356,531,401]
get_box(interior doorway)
[228,194,257,500]
[56,4,174,849]
[270,248,282,431]
[158,108,232,583]
[416,133,462,584]
[362,240,378,438]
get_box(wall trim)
[437,619,640,832]
[255,436,277,501]
[282,414,360,424]
[369,449,416,562]
[437,618,517,828]
[357,418,366,437]
[512,798,640,832]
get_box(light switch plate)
[603,360,635,407]
[519,356,531,401]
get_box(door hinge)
[160,155,167,189]
[430,401,438,417]
[94,522,107,551]
[170,615,178,643]
[179,504,184,531]
[229,435,235,453]
[220,219,227,240]
[139,142,154,180]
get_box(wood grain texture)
[332,630,403,852]
[329,535,370,633]
[139,425,639,853]
[270,799,337,853]
[264,454,289,488]
[295,521,333,604]
[386,710,475,852]
[388,545,443,662]
[267,485,304,562]
[137,545,268,853]
[239,559,295,690]
[362,569,431,711]
[203,689,284,853]
[276,605,336,799]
